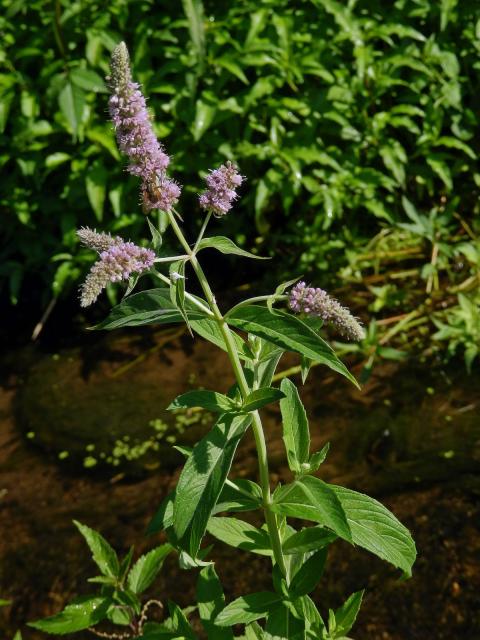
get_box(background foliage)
[1,0,479,364]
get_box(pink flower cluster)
[78,228,155,307]
[199,161,243,216]
[289,281,365,342]
[108,42,180,212]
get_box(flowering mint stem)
[151,271,214,317]
[166,210,287,577]
[192,211,212,254]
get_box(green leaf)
[289,548,328,597]
[227,306,357,386]
[173,414,252,556]
[127,544,173,594]
[168,390,237,413]
[283,526,337,555]
[196,565,234,640]
[331,590,364,638]
[192,93,216,140]
[94,289,206,330]
[214,479,263,514]
[190,317,252,361]
[85,159,107,221]
[58,80,85,136]
[181,0,206,68]
[166,601,196,639]
[330,485,416,575]
[280,379,310,473]
[308,443,330,473]
[242,387,285,412]
[45,152,71,170]
[147,217,164,250]
[215,593,282,627]
[73,521,119,578]
[70,68,107,93]
[264,601,306,639]
[197,237,268,260]
[207,517,272,556]
[271,477,352,543]
[29,596,110,635]
[147,490,175,534]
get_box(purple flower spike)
[199,161,243,216]
[289,281,365,342]
[108,42,181,212]
[80,237,155,307]
[77,227,122,253]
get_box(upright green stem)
[167,211,287,576]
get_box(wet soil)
[1,326,480,640]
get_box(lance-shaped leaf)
[207,517,272,556]
[73,521,119,578]
[271,477,352,542]
[288,548,328,597]
[173,413,252,556]
[197,236,269,259]
[190,317,253,361]
[280,379,310,473]
[197,565,234,640]
[329,590,364,639]
[330,484,416,575]
[227,306,357,386]
[242,387,285,412]
[282,526,337,555]
[215,592,282,627]
[94,288,205,330]
[264,601,306,639]
[168,390,237,413]
[127,544,173,594]
[29,596,111,635]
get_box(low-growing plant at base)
[30,43,416,640]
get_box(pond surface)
[1,325,479,639]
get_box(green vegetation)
[1,0,479,365]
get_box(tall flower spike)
[289,281,365,342]
[199,161,243,216]
[77,227,122,253]
[79,236,155,307]
[108,42,181,212]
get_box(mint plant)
[30,43,416,640]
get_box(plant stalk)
[167,211,287,576]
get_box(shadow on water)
[1,325,479,639]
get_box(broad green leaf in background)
[196,565,234,640]
[227,306,358,386]
[279,378,310,473]
[29,597,111,635]
[127,544,173,594]
[207,517,272,555]
[197,237,269,260]
[85,159,107,221]
[58,80,86,137]
[70,68,107,93]
[192,92,217,140]
[181,0,206,70]
[73,521,119,578]
[173,413,252,556]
